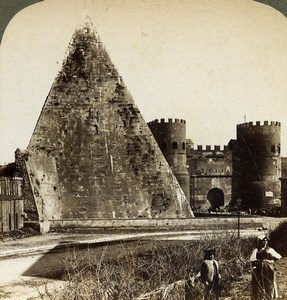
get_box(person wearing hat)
[249,235,282,299]
[200,248,221,300]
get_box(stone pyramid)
[23,18,193,228]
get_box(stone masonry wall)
[232,121,281,210]
[26,19,193,228]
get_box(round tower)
[148,118,190,202]
[232,121,281,211]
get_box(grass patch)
[45,231,255,299]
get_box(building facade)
[187,145,232,210]
[148,119,285,214]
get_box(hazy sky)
[1,0,287,164]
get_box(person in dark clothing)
[200,248,221,300]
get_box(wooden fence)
[0,177,24,232]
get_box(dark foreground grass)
[37,221,287,299]
[46,231,255,300]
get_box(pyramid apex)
[77,15,96,32]
[83,15,93,26]
[73,15,101,42]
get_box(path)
[0,228,267,299]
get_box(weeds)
[41,231,254,299]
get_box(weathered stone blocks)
[23,19,193,231]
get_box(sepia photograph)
[0,0,287,299]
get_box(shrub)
[269,221,287,257]
[45,232,255,299]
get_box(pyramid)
[23,18,193,229]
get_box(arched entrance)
[207,188,224,209]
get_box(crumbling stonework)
[23,18,193,231]
[15,149,38,220]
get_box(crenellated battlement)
[148,118,186,125]
[192,145,229,152]
[237,121,281,128]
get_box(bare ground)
[225,257,287,300]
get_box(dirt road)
[0,226,285,299]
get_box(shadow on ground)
[22,239,141,280]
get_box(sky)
[1,0,287,164]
